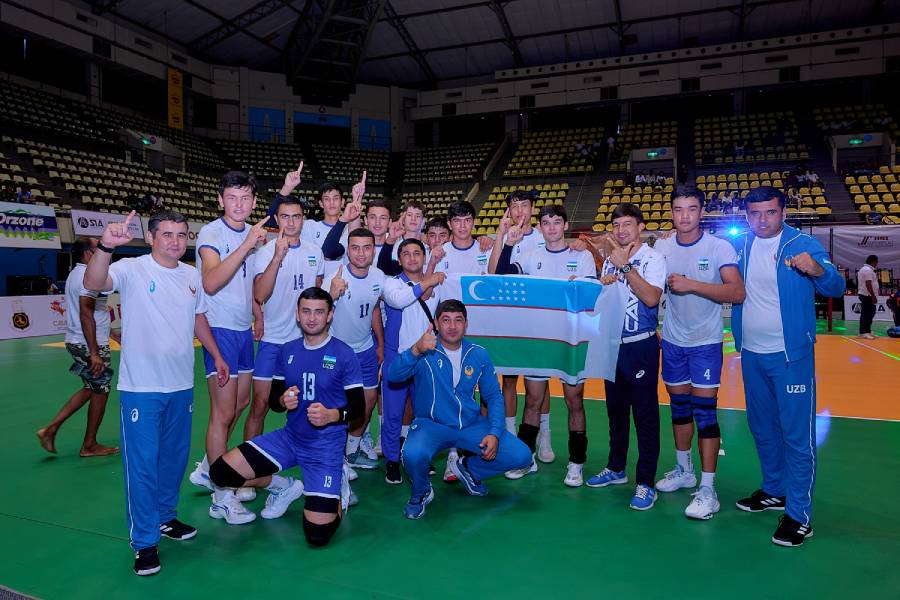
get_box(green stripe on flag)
[468,336,589,377]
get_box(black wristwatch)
[96,241,114,254]
[620,262,633,274]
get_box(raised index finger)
[361,170,367,185]
[297,160,304,174]
[123,210,136,227]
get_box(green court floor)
[1,333,899,599]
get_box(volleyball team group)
[39,162,844,576]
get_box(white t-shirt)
[323,265,386,352]
[655,233,740,347]
[108,255,206,393]
[436,240,492,300]
[601,244,666,336]
[254,238,324,345]
[516,245,597,279]
[742,233,785,353]
[509,228,545,262]
[383,276,441,353]
[302,219,348,279]
[196,218,254,331]
[444,346,462,386]
[65,263,110,346]
[857,264,879,297]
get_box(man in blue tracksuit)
[387,299,532,519]
[730,186,845,547]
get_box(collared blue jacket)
[387,338,504,439]
[730,222,845,361]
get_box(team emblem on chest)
[323,355,336,370]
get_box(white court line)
[840,335,900,361]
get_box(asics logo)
[131,408,139,422]
[636,370,645,379]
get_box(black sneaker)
[735,489,786,512]
[385,460,403,485]
[772,515,814,547]
[160,519,197,541]
[133,546,160,576]
[428,463,437,476]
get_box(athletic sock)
[517,423,539,453]
[505,416,516,435]
[401,425,410,438]
[346,435,361,455]
[213,487,233,502]
[539,412,550,432]
[568,430,587,464]
[700,471,716,489]
[200,454,210,471]
[266,474,290,492]
[676,449,693,472]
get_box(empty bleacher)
[846,165,900,223]
[592,177,675,232]
[216,139,309,180]
[313,145,388,184]
[476,183,570,235]
[404,143,494,183]
[399,189,464,218]
[694,111,808,165]
[504,128,601,177]
[608,121,678,171]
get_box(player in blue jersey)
[652,187,745,520]
[587,203,667,511]
[208,287,365,547]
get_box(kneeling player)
[208,288,364,547]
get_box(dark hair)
[404,199,426,215]
[506,189,536,206]
[398,237,426,255]
[866,254,878,265]
[275,196,304,211]
[745,186,786,208]
[318,181,343,202]
[366,198,390,214]
[425,217,450,233]
[298,286,334,311]
[538,203,567,223]
[348,227,375,242]
[436,299,467,320]
[148,209,188,233]
[671,185,705,207]
[447,201,476,220]
[71,237,95,263]
[218,171,257,197]
[610,202,644,224]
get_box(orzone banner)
[0,201,61,249]
[72,209,145,240]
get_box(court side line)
[579,396,900,423]
[840,336,900,361]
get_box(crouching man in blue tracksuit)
[387,299,532,519]
[730,186,845,547]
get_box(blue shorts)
[203,327,254,379]
[247,428,343,499]
[661,340,723,389]
[253,340,289,381]
[357,346,380,390]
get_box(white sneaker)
[209,492,256,525]
[360,432,378,461]
[189,462,213,491]
[505,455,538,480]
[235,487,256,502]
[862,333,877,340]
[684,486,721,520]
[537,428,555,463]
[373,433,383,457]
[443,453,459,482]
[564,462,584,487]
[341,470,352,512]
[260,479,304,520]
[345,461,358,482]
[655,465,697,492]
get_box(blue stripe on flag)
[460,275,601,312]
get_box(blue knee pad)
[691,395,720,439]
[669,393,693,425]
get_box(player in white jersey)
[424,217,450,251]
[244,196,324,444]
[322,228,386,470]
[37,237,118,457]
[487,190,554,463]
[302,172,366,277]
[83,210,229,576]
[652,187,745,519]
[189,171,267,504]
[377,199,427,276]
[495,204,598,486]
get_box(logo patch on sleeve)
[323,355,337,369]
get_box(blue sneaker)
[404,487,435,520]
[451,457,488,497]
[629,484,658,511]
[347,448,379,470]
[586,468,628,488]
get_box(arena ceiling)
[84,0,895,99]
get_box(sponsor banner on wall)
[810,225,900,272]
[0,294,122,340]
[72,209,145,240]
[842,295,894,322]
[0,202,61,249]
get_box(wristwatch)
[620,262,633,274]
